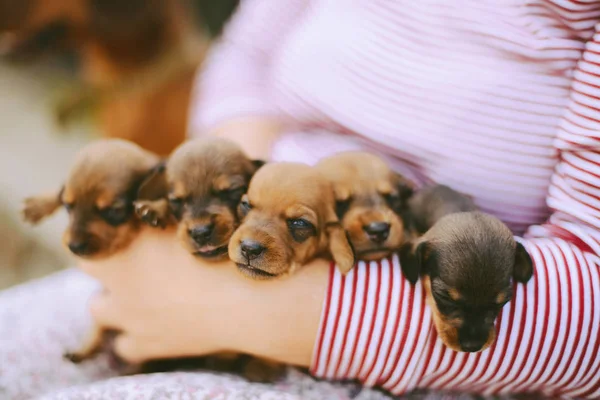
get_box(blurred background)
[0,0,239,289]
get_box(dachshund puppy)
[21,139,160,364]
[400,186,533,353]
[316,151,414,261]
[229,162,356,279]
[22,139,160,258]
[134,137,264,260]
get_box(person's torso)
[268,0,597,234]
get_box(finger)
[113,335,149,364]
[89,293,124,330]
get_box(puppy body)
[401,211,533,353]
[229,162,355,279]
[22,139,161,365]
[316,151,414,262]
[136,137,263,261]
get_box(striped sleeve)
[189,0,309,133]
[310,17,600,399]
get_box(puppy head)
[400,212,533,352]
[137,137,264,260]
[229,162,355,280]
[316,152,414,261]
[22,139,160,259]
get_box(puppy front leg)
[63,323,105,364]
[134,199,172,228]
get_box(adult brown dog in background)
[0,0,208,156]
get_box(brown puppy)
[229,162,355,279]
[316,151,414,262]
[134,137,264,260]
[21,139,160,363]
[400,186,533,353]
[22,139,160,258]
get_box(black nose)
[363,222,390,243]
[459,339,486,353]
[189,224,214,245]
[68,240,90,256]
[240,240,265,260]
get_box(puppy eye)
[335,198,352,219]
[63,202,74,212]
[100,204,130,226]
[383,193,402,210]
[168,197,184,218]
[239,199,252,218]
[287,218,317,243]
[219,187,247,203]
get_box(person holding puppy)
[4,0,600,398]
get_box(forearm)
[208,116,282,160]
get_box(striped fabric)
[190,0,600,397]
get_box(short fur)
[135,137,264,260]
[229,162,356,279]
[316,152,414,262]
[22,139,160,258]
[400,208,534,353]
[21,139,160,365]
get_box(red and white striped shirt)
[191,0,600,397]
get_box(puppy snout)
[189,224,214,245]
[240,239,265,260]
[363,222,390,243]
[459,338,486,353]
[68,240,93,256]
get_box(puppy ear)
[137,162,168,201]
[513,242,533,283]
[399,240,426,285]
[326,223,356,275]
[22,186,64,225]
[252,159,266,171]
[394,173,415,203]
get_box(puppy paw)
[242,358,286,383]
[63,351,87,364]
[134,200,170,228]
[22,195,60,224]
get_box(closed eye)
[219,186,247,203]
[99,203,130,226]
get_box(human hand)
[78,227,328,366]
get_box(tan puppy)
[22,139,160,258]
[134,137,264,260]
[316,151,414,261]
[229,162,355,279]
[21,139,161,363]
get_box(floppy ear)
[399,240,426,285]
[22,186,64,225]
[319,219,355,275]
[513,242,533,283]
[327,223,356,275]
[137,162,168,201]
[252,159,266,171]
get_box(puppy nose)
[363,222,390,243]
[459,338,486,353]
[189,224,214,245]
[240,240,265,260]
[68,240,90,256]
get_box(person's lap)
[0,269,397,399]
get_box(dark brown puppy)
[22,139,160,258]
[400,185,533,353]
[229,162,356,279]
[316,151,414,262]
[21,139,160,363]
[134,137,264,260]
